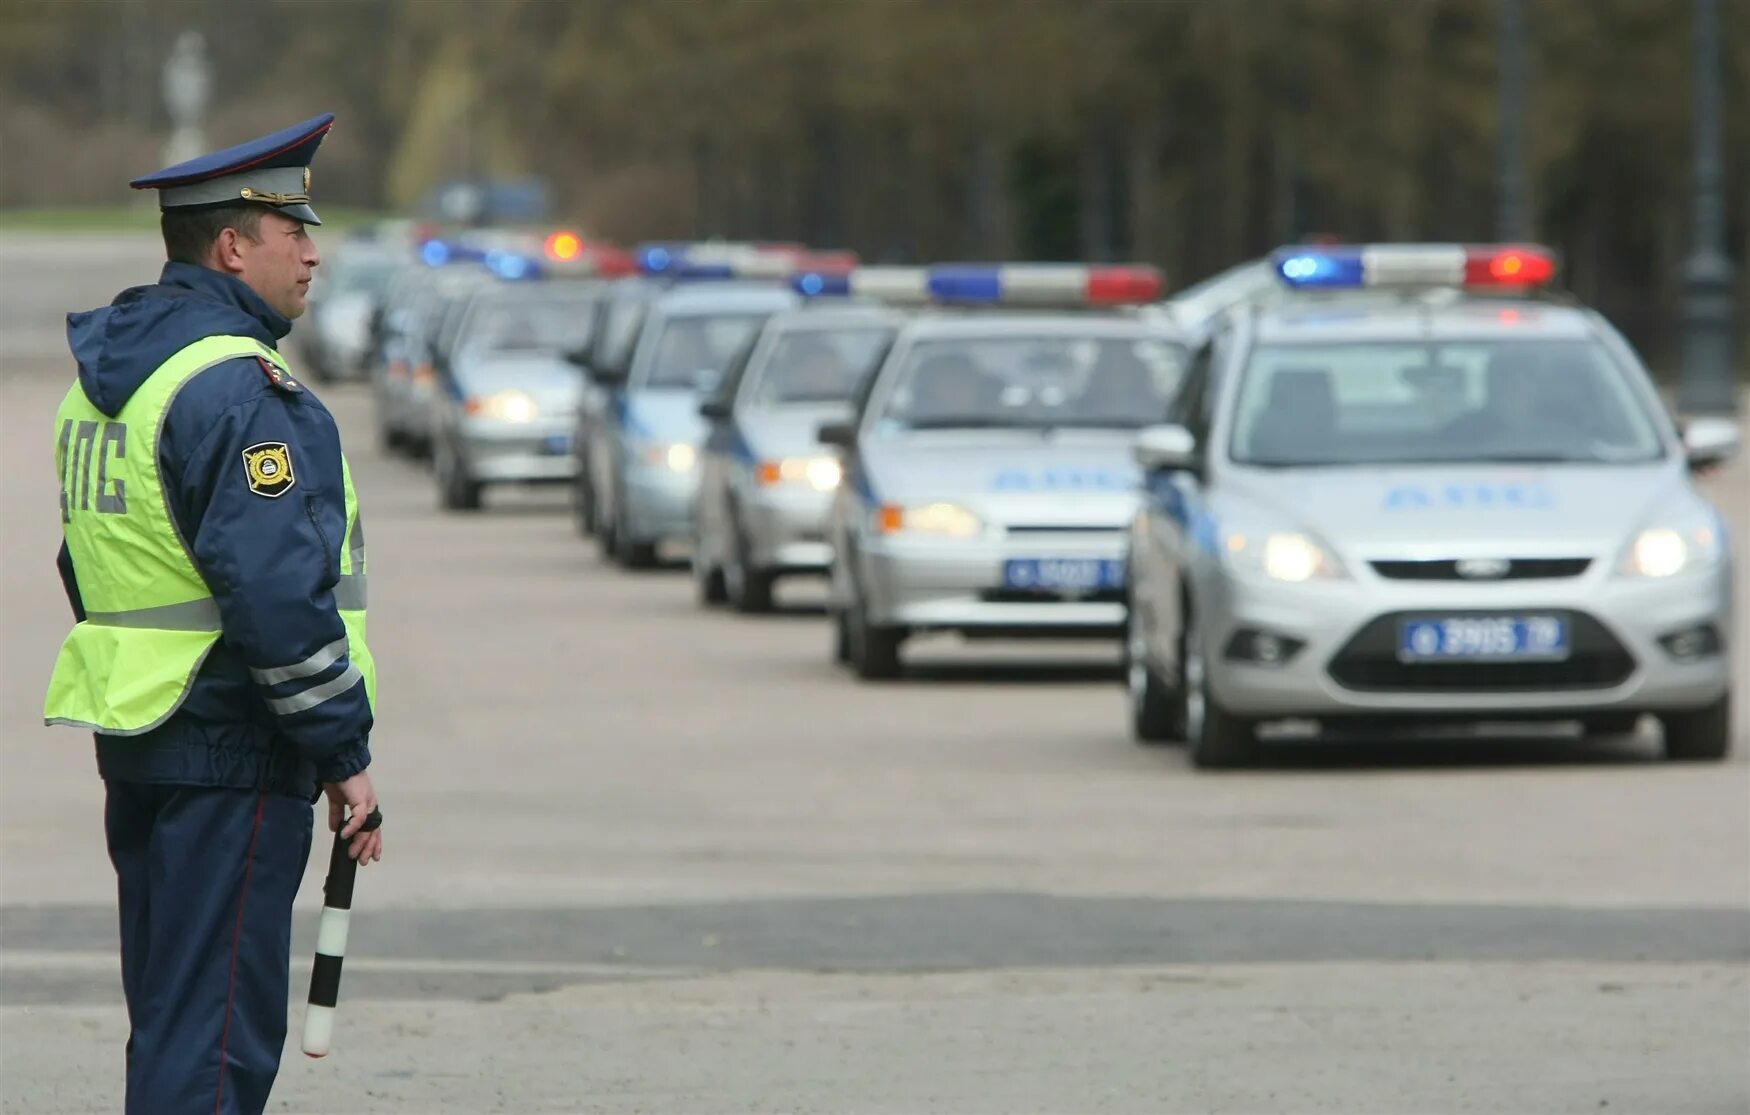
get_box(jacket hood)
[66,261,292,417]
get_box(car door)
[1132,338,1219,675]
[698,331,763,562]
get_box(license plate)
[1003,558,1125,592]
[542,433,571,455]
[1398,616,1569,661]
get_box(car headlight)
[641,443,697,472]
[758,456,841,492]
[466,389,538,422]
[1224,530,1343,582]
[1619,520,1724,578]
[876,501,983,538]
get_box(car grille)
[978,588,1125,605]
[1368,558,1592,580]
[1327,610,1635,692]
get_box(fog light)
[1224,628,1305,666]
[1658,624,1722,661]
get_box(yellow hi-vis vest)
[44,335,375,734]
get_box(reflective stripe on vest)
[44,335,375,733]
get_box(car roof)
[900,312,1186,342]
[655,281,799,315]
[1251,295,1598,344]
[765,305,905,333]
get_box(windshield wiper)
[903,417,1023,430]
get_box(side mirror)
[1134,423,1200,473]
[1682,417,1740,471]
[699,397,731,421]
[589,364,628,386]
[563,345,592,369]
[818,421,857,449]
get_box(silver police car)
[1125,244,1741,765]
[821,265,1187,678]
[579,282,799,567]
[430,280,604,510]
[694,305,903,611]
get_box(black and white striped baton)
[301,806,381,1059]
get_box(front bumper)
[741,488,836,573]
[857,530,1127,633]
[622,463,700,544]
[456,417,578,484]
[1198,561,1733,718]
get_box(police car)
[1124,244,1741,766]
[301,240,407,381]
[816,264,1189,679]
[370,259,494,456]
[694,304,905,611]
[572,244,807,567]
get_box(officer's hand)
[323,772,383,866]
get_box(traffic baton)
[301,806,381,1059]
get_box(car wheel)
[846,591,902,680]
[1126,600,1176,745]
[436,440,482,512]
[832,608,852,665]
[1659,696,1731,762]
[725,524,775,614]
[607,509,658,569]
[574,473,597,537]
[693,532,728,605]
[1178,608,1258,768]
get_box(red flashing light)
[1463,246,1555,287]
[592,246,637,278]
[1086,266,1164,305]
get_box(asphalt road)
[1,234,1747,1113]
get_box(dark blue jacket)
[60,262,372,800]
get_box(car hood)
[454,354,583,412]
[1216,461,1700,558]
[863,430,1142,527]
[624,388,707,445]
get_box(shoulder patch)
[241,441,296,497]
[255,355,304,394]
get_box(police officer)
[44,113,385,1114]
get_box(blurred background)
[2,0,1745,374]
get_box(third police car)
[1125,244,1740,766]
[815,264,1189,679]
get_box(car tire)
[436,440,482,512]
[574,474,597,537]
[725,526,775,614]
[832,608,852,665]
[1659,696,1732,762]
[693,535,728,605]
[1125,600,1176,745]
[607,514,658,569]
[1177,608,1258,768]
[379,422,406,454]
[847,593,902,680]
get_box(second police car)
[1125,244,1740,766]
[814,264,1189,678]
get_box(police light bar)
[791,264,1163,306]
[420,239,489,268]
[1271,244,1557,290]
[636,241,857,281]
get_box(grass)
[0,205,390,234]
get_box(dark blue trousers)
[105,783,314,1115]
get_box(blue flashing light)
[485,250,540,281]
[638,245,675,273]
[793,272,850,297]
[672,262,735,280]
[928,267,1002,302]
[1273,249,1365,288]
[421,240,451,267]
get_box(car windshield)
[461,296,597,354]
[329,258,402,297]
[1229,339,1665,466]
[645,313,769,390]
[874,333,1187,431]
[746,327,894,406]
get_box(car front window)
[645,314,769,390]
[746,328,894,407]
[873,334,1187,432]
[1228,339,1665,467]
